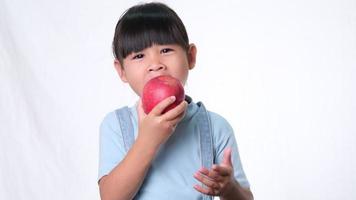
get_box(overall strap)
[115,106,135,152]
[196,102,214,200]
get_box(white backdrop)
[1,0,355,199]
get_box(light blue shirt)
[98,98,250,199]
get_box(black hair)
[112,2,189,65]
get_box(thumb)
[222,147,233,167]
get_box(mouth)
[145,74,171,84]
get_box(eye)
[161,48,173,54]
[132,53,144,60]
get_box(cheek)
[172,68,189,85]
[123,68,145,95]
[172,58,190,83]
[181,72,189,85]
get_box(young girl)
[98,2,253,200]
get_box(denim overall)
[115,102,214,200]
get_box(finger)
[199,167,221,181]
[163,100,187,121]
[222,147,233,167]
[212,164,232,177]
[194,172,219,190]
[150,96,176,115]
[167,105,187,125]
[176,108,187,120]
[193,184,218,196]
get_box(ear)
[187,44,197,70]
[114,59,128,82]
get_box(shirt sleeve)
[210,112,251,189]
[98,111,126,183]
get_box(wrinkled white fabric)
[1,0,355,200]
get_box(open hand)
[193,148,235,197]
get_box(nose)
[148,64,165,72]
[148,55,166,72]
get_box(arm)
[99,136,157,200]
[99,97,187,200]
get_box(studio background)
[1,0,355,199]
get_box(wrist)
[136,134,160,155]
[220,178,237,199]
[221,179,253,200]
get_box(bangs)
[112,3,189,61]
[120,18,188,58]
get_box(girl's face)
[114,43,197,97]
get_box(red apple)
[142,75,185,114]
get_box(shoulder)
[191,101,234,136]
[99,109,122,138]
[100,110,116,129]
[205,109,237,150]
[207,110,234,134]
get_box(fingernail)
[171,96,176,101]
